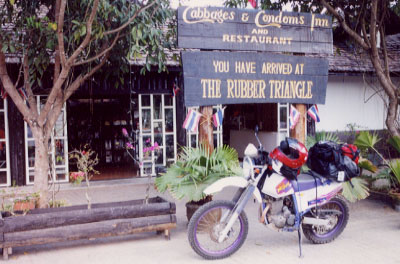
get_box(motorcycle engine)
[265,197,295,228]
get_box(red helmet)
[270,138,308,169]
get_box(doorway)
[68,97,137,180]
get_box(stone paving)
[4,179,400,264]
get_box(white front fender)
[204,177,262,203]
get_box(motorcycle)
[187,126,352,260]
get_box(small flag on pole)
[213,107,225,127]
[289,105,300,129]
[307,105,320,122]
[1,88,7,99]
[172,83,180,97]
[18,87,27,100]
[183,109,202,132]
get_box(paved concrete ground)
[4,179,400,264]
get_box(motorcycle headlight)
[242,156,254,179]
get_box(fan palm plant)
[155,145,242,203]
[354,131,400,191]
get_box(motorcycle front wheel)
[302,195,349,244]
[188,200,248,260]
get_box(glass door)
[25,96,69,184]
[138,94,177,176]
[0,99,10,186]
[277,103,289,144]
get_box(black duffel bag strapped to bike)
[307,141,360,182]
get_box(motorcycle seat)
[290,172,328,192]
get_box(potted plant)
[155,144,242,221]
[13,193,39,212]
[69,171,85,185]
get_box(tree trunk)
[385,96,399,137]
[290,104,307,144]
[31,127,50,208]
[198,106,214,154]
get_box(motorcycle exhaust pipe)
[302,217,330,226]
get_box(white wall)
[230,130,280,158]
[317,75,387,132]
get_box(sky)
[170,0,226,9]
[169,0,292,11]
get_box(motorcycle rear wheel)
[302,195,349,244]
[188,200,248,260]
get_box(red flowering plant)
[69,144,99,209]
[69,171,84,185]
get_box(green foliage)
[306,131,340,150]
[354,131,400,190]
[354,131,381,150]
[0,0,175,88]
[388,136,400,153]
[48,199,68,208]
[342,178,369,203]
[155,145,242,202]
[358,158,377,173]
[389,160,400,187]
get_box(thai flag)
[172,83,180,97]
[183,109,202,132]
[1,88,7,99]
[18,87,27,100]
[307,105,320,122]
[213,108,224,128]
[289,105,300,129]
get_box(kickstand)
[298,224,304,258]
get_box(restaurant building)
[1,34,400,186]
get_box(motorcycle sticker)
[276,178,292,195]
[307,186,342,206]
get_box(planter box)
[13,200,36,212]
[0,196,176,260]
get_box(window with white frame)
[138,94,177,176]
[186,105,224,148]
[277,103,290,144]
[0,99,10,186]
[25,96,69,184]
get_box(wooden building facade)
[3,66,187,186]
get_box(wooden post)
[290,104,307,144]
[199,106,214,153]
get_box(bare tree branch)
[65,53,110,101]
[54,0,61,83]
[354,0,367,33]
[103,0,157,37]
[361,17,371,47]
[44,90,63,139]
[380,27,390,80]
[0,50,32,120]
[369,0,378,51]
[73,31,120,66]
[39,0,100,127]
[319,0,370,50]
[57,0,67,68]
[66,0,100,66]
[23,54,38,117]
